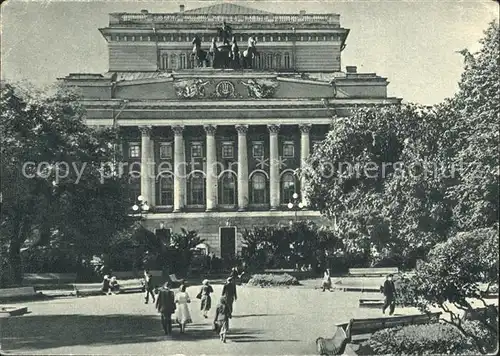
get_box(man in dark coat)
[221,277,237,318]
[156,282,176,335]
[382,274,397,315]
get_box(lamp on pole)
[287,192,303,222]
[132,195,150,222]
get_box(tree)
[303,104,453,267]
[170,228,204,274]
[443,20,499,231]
[0,83,132,285]
[397,227,499,354]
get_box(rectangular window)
[191,142,202,158]
[222,142,234,159]
[283,141,295,158]
[252,142,264,158]
[159,142,172,159]
[129,143,140,158]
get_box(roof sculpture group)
[191,21,258,69]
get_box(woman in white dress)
[175,285,192,333]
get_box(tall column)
[268,124,280,210]
[139,126,154,206]
[236,125,249,211]
[173,125,185,212]
[299,124,311,208]
[204,125,217,211]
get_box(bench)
[333,285,380,293]
[74,280,145,298]
[358,298,384,308]
[22,273,77,285]
[0,305,29,316]
[113,271,141,280]
[348,267,399,277]
[0,287,41,301]
[316,312,441,355]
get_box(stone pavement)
[0,283,422,355]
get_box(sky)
[1,0,498,104]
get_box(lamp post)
[132,195,150,221]
[287,192,303,222]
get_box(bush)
[247,273,300,287]
[367,323,475,355]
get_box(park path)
[1,283,422,355]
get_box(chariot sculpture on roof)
[191,21,258,69]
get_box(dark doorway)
[220,227,236,263]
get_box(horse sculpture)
[192,35,210,68]
[241,36,258,69]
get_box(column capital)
[172,125,184,136]
[203,125,217,135]
[299,124,312,134]
[235,124,249,135]
[139,125,152,136]
[267,124,280,134]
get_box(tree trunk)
[8,239,23,284]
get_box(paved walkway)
[0,283,422,355]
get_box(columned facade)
[236,125,249,211]
[173,125,185,212]
[204,124,217,211]
[268,124,280,210]
[299,124,311,207]
[139,125,154,205]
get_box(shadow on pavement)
[232,313,292,319]
[1,314,260,350]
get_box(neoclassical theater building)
[62,3,401,260]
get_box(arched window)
[284,52,290,69]
[251,173,267,204]
[219,173,236,205]
[180,53,187,69]
[161,54,168,70]
[128,175,141,204]
[189,174,205,205]
[266,53,273,69]
[275,53,282,69]
[170,54,178,70]
[281,172,296,204]
[159,175,174,206]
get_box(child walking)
[213,296,230,343]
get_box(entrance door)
[220,227,236,263]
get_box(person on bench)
[382,274,397,315]
[102,275,111,295]
[109,276,120,295]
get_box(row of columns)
[139,124,312,212]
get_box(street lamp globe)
[292,192,299,200]
[132,204,139,211]
[143,204,150,212]
[137,195,144,202]
[287,202,294,209]
[298,202,304,209]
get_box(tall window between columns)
[251,173,267,204]
[159,174,174,206]
[281,172,296,204]
[284,52,291,69]
[128,175,141,204]
[161,53,169,70]
[219,173,237,205]
[188,173,205,205]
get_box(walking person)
[213,296,230,343]
[175,285,192,334]
[382,274,397,315]
[221,277,237,318]
[197,279,214,318]
[156,282,176,336]
[144,269,155,304]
